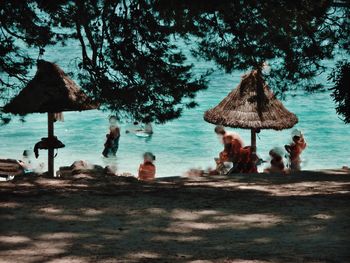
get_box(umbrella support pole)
[48,113,54,177]
[251,129,257,170]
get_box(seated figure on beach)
[285,129,307,171]
[235,146,258,174]
[213,133,257,174]
[264,148,285,174]
[138,152,156,181]
[18,150,35,173]
[212,135,241,175]
[102,116,120,157]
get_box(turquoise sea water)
[0,41,349,177]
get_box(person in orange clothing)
[236,146,251,173]
[285,129,307,171]
[138,152,156,181]
[215,125,244,147]
[213,135,243,175]
[231,145,258,174]
[221,136,242,162]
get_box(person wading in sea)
[102,115,120,157]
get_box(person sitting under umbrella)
[214,134,257,175]
[213,135,240,174]
[214,125,244,146]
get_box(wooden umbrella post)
[251,128,257,169]
[48,113,55,177]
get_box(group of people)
[15,113,306,181]
[102,115,156,181]
[212,125,307,175]
[102,116,153,158]
[211,126,257,175]
[265,129,307,173]
[102,115,307,181]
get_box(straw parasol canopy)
[204,70,298,170]
[3,60,98,114]
[3,60,99,177]
[204,70,298,130]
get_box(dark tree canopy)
[0,0,208,124]
[156,0,349,95]
[328,60,350,123]
[0,0,349,124]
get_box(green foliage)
[328,60,350,124]
[0,0,349,124]
[0,0,207,124]
[156,0,349,95]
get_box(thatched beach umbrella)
[204,70,298,165]
[3,60,98,177]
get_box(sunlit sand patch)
[126,251,160,259]
[170,209,203,221]
[10,235,78,256]
[81,208,103,216]
[166,212,284,233]
[100,234,123,240]
[34,212,98,222]
[212,213,284,225]
[36,178,66,185]
[0,201,22,208]
[185,181,240,188]
[237,181,350,196]
[46,257,86,263]
[4,245,66,256]
[312,213,333,220]
[38,232,81,240]
[152,235,202,242]
[220,260,271,263]
[146,207,167,215]
[197,210,221,216]
[164,225,192,234]
[38,207,63,214]
[176,221,215,230]
[0,235,31,244]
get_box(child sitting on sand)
[138,152,156,181]
[264,148,285,174]
[234,146,258,174]
[285,129,307,171]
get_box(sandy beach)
[0,169,349,263]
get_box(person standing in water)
[285,129,307,171]
[102,115,120,157]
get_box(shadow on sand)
[0,170,349,262]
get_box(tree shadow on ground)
[0,171,349,262]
